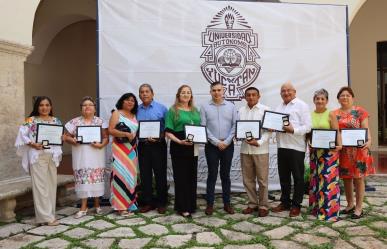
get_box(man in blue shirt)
[200,81,237,215]
[137,84,168,214]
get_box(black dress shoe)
[341,206,355,215]
[351,211,364,219]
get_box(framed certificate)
[262,111,289,132]
[310,129,337,149]
[36,124,64,146]
[184,125,208,144]
[76,126,102,144]
[138,121,161,139]
[341,128,368,147]
[235,120,261,140]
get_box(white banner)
[98,0,348,192]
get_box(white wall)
[0,0,40,45]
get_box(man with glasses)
[271,82,311,217]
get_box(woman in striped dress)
[108,93,139,216]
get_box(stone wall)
[0,39,33,182]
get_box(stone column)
[0,39,33,183]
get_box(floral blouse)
[65,116,108,136]
[15,116,63,172]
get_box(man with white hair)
[271,82,311,217]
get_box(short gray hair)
[313,88,329,100]
[139,83,154,94]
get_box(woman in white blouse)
[15,96,63,226]
[64,96,109,218]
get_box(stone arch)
[25,0,97,173]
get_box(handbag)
[114,122,131,143]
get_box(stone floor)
[0,177,386,249]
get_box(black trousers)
[277,148,305,208]
[170,141,198,213]
[138,140,168,207]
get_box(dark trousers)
[138,140,168,207]
[171,153,198,213]
[277,148,305,208]
[205,142,234,206]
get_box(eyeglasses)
[339,94,352,98]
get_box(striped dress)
[110,113,139,212]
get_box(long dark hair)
[115,93,138,114]
[29,96,53,117]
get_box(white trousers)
[30,153,57,223]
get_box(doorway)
[377,42,387,145]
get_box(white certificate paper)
[236,120,261,140]
[139,121,161,138]
[77,126,102,144]
[262,111,289,132]
[341,128,367,147]
[184,125,207,144]
[36,124,64,145]
[311,129,337,149]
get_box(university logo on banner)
[201,6,261,100]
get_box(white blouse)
[15,116,63,173]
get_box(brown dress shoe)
[157,206,166,214]
[224,204,235,214]
[289,207,301,217]
[242,207,258,214]
[139,205,155,213]
[258,208,269,217]
[271,203,290,213]
[205,205,214,215]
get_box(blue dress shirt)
[137,100,168,131]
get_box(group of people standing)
[15,81,374,226]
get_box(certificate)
[36,124,64,146]
[262,111,289,132]
[341,128,368,147]
[184,125,208,144]
[310,129,337,149]
[235,120,261,140]
[138,121,161,139]
[76,126,102,144]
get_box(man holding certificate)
[137,84,168,214]
[238,87,271,217]
[200,81,237,215]
[272,82,311,217]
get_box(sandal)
[95,207,103,215]
[179,212,192,218]
[119,210,133,217]
[341,206,355,215]
[47,219,60,226]
[74,209,88,219]
[350,211,364,219]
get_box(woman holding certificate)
[333,87,374,219]
[15,96,62,226]
[108,93,139,216]
[165,85,201,218]
[64,96,109,218]
[308,89,341,221]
